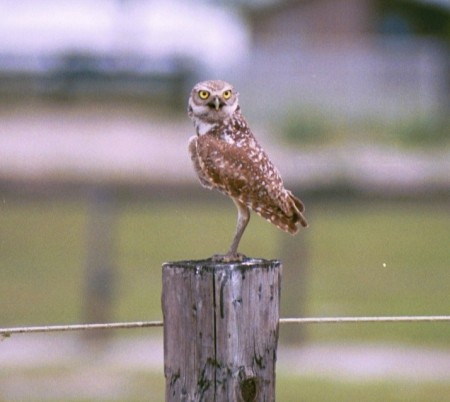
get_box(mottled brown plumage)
[188,80,307,261]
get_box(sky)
[0,0,250,71]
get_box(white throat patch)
[195,120,217,136]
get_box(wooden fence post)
[162,258,282,402]
[83,186,116,342]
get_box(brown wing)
[193,134,264,198]
[189,135,214,189]
[193,134,308,233]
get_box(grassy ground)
[305,201,450,345]
[276,375,450,402]
[2,368,450,402]
[1,196,449,401]
[1,197,448,345]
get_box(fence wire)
[1,316,449,337]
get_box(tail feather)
[249,191,308,235]
[288,190,305,212]
[287,191,308,230]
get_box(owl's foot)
[211,253,246,263]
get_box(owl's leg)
[228,198,250,257]
[213,198,250,262]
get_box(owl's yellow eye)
[198,90,210,100]
[223,90,232,100]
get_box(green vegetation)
[277,375,450,402]
[281,108,335,146]
[389,116,450,146]
[0,201,86,325]
[305,201,450,345]
[0,198,449,345]
[280,109,450,148]
[3,368,450,402]
[1,198,449,400]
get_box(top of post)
[162,257,281,274]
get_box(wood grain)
[162,258,282,402]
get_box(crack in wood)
[162,259,281,401]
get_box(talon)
[211,253,246,263]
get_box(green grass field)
[0,196,450,345]
[1,198,449,344]
[1,197,449,401]
[276,375,450,402]
[3,369,450,402]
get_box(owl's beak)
[209,96,222,111]
[214,96,221,111]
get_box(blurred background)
[0,0,449,400]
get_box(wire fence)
[1,315,449,337]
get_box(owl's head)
[188,80,239,124]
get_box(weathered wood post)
[162,258,282,402]
[83,186,117,342]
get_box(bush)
[391,115,450,146]
[281,108,335,145]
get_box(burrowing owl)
[188,80,307,262]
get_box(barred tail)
[250,190,308,235]
[286,191,308,233]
